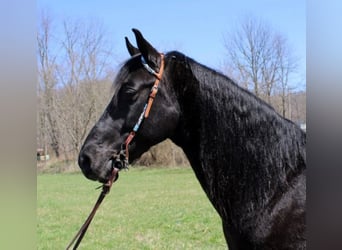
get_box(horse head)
[78,29,180,183]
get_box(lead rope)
[66,167,119,250]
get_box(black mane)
[166,51,306,244]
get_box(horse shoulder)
[252,170,306,249]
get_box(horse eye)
[118,84,138,103]
[125,86,137,94]
[122,84,137,94]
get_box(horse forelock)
[110,55,142,104]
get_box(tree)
[225,17,271,97]
[37,11,115,160]
[224,16,298,112]
[274,34,298,118]
[37,11,61,157]
[55,18,115,157]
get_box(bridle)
[119,53,165,167]
[66,53,165,249]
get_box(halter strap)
[140,55,164,81]
[123,53,165,161]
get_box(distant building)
[37,148,50,161]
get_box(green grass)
[37,167,226,249]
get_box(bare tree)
[37,11,61,157]
[225,17,273,97]
[54,18,114,156]
[274,35,298,118]
[37,10,115,162]
[224,16,300,118]
[260,35,279,103]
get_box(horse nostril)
[79,154,90,170]
[78,153,97,180]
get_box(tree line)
[224,16,304,119]
[37,12,305,169]
[37,12,115,161]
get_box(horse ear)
[125,37,140,56]
[132,28,161,72]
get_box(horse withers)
[78,29,306,249]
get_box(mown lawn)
[37,167,226,249]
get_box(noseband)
[117,53,165,168]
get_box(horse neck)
[169,56,306,218]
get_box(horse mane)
[166,51,306,220]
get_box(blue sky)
[37,0,306,87]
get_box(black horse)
[78,29,306,249]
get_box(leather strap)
[123,53,165,162]
[66,168,119,249]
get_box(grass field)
[37,167,227,249]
